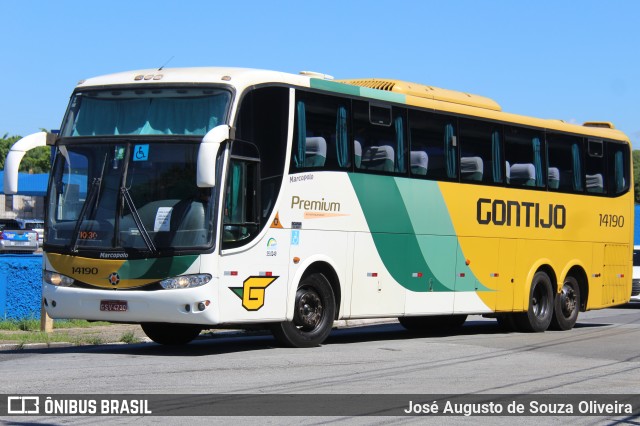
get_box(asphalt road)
[1,304,639,425]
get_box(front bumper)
[42,282,220,325]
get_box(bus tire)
[515,271,554,332]
[549,276,580,331]
[271,272,335,348]
[141,323,202,345]
[398,314,467,330]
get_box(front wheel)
[271,273,336,348]
[141,323,202,345]
[515,271,554,332]
[549,276,580,330]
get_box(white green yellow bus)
[4,67,633,347]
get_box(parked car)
[632,245,640,302]
[14,218,44,246]
[0,219,38,253]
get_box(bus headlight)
[44,270,75,287]
[159,274,212,289]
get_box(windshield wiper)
[121,186,157,254]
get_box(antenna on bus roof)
[158,56,175,71]
[299,71,334,80]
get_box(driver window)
[222,157,259,248]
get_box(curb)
[0,318,399,351]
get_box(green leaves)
[633,150,640,204]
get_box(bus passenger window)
[585,139,605,193]
[408,109,455,180]
[291,92,350,171]
[458,119,502,184]
[547,134,583,192]
[354,101,407,175]
[504,126,545,188]
[607,142,629,195]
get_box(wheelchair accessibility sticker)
[230,276,278,311]
[133,144,149,161]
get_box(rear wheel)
[549,276,580,330]
[271,273,335,348]
[398,314,467,331]
[515,271,554,332]
[141,323,202,345]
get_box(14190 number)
[599,214,624,227]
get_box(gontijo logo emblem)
[230,276,278,311]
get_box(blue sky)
[3,1,639,148]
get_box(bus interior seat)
[170,198,207,246]
[361,145,394,172]
[119,199,179,246]
[410,151,428,175]
[62,183,81,220]
[510,163,536,186]
[304,137,327,167]
[460,156,483,181]
[140,200,180,231]
[586,173,604,193]
[354,140,362,168]
[548,167,560,189]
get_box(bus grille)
[343,79,396,91]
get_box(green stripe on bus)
[310,79,407,104]
[349,174,487,293]
[310,79,361,96]
[117,255,199,279]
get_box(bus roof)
[75,67,311,91]
[75,67,629,143]
[337,78,502,111]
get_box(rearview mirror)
[3,132,55,194]
[197,125,234,187]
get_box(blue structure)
[0,171,48,196]
[0,171,47,320]
[0,254,43,320]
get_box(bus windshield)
[46,140,217,255]
[60,87,230,137]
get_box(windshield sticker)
[115,146,126,160]
[133,144,149,161]
[154,207,172,232]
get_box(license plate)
[100,300,128,312]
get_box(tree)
[0,134,51,173]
